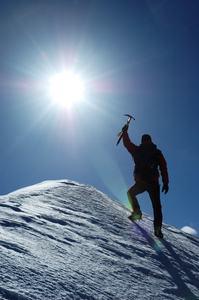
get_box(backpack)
[132,143,160,180]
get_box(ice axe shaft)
[117,114,135,137]
[116,114,135,146]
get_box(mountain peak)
[1,180,199,299]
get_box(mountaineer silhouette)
[122,125,169,238]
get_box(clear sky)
[0,0,199,235]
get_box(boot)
[128,209,142,222]
[154,226,163,238]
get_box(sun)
[49,71,85,107]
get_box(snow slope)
[0,180,199,300]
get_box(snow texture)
[0,180,199,300]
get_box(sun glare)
[49,71,85,107]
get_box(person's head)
[141,134,152,143]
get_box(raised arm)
[122,130,137,155]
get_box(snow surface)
[0,180,199,300]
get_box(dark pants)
[127,181,162,228]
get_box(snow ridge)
[0,180,199,300]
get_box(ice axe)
[116,114,135,146]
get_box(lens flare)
[129,221,163,253]
[90,143,128,205]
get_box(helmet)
[141,134,152,143]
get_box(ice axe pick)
[116,114,135,146]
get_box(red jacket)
[123,131,169,185]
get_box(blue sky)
[0,0,199,235]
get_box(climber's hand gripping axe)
[116,114,135,146]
